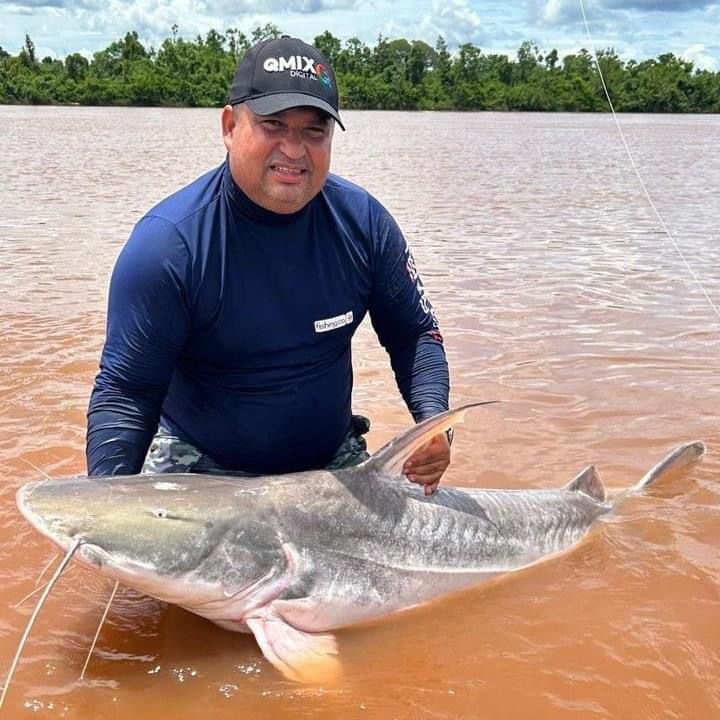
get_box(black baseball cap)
[229,35,345,130]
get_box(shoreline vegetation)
[1,24,718,113]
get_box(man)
[86,35,451,495]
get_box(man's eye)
[263,120,283,130]
[305,127,327,138]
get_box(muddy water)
[0,106,718,719]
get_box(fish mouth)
[18,484,80,542]
[17,483,64,540]
[16,480,45,509]
[16,484,132,573]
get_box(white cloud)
[416,0,486,45]
[210,0,358,13]
[433,0,482,29]
[682,42,717,70]
[540,0,579,24]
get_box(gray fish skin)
[14,405,706,682]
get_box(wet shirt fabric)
[86,161,449,477]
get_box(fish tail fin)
[631,441,706,492]
[361,401,499,477]
[608,441,706,503]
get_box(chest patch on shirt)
[314,311,354,333]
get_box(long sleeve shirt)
[87,161,449,476]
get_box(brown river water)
[0,106,718,719]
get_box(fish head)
[16,474,277,602]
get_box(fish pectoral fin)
[245,612,340,684]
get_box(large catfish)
[14,404,705,684]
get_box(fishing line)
[80,580,120,681]
[18,457,53,481]
[13,579,50,610]
[577,0,720,323]
[35,552,59,587]
[0,538,82,711]
[12,553,61,609]
[10,464,60,604]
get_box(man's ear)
[221,105,236,151]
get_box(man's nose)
[278,129,306,160]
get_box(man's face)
[222,104,334,214]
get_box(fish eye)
[152,508,168,519]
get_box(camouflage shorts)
[141,415,371,475]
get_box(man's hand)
[402,432,451,496]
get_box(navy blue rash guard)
[86,161,449,476]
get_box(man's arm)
[368,208,451,494]
[86,216,192,476]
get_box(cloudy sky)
[1,0,718,70]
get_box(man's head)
[222,35,343,215]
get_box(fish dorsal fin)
[362,402,498,477]
[564,465,606,502]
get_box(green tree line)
[1,26,718,112]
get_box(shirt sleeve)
[86,216,192,476]
[367,206,450,422]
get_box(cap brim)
[245,93,345,131]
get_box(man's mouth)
[270,164,307,179]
